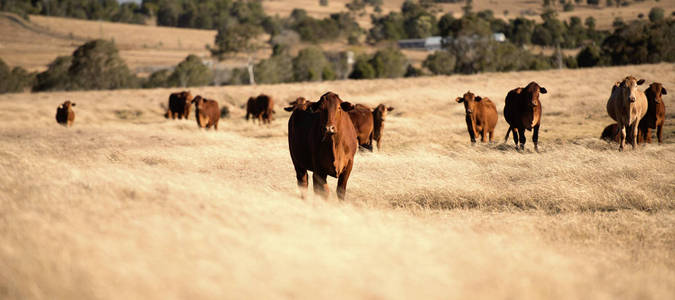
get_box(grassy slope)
[0,64,674,299]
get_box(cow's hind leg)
[337,160,354,201]
[512,127,519,148]
[532,124,540,152]
[488,130,494,143]
[312,173,329,199]
[517,127,526,151]
[295,168,309,199]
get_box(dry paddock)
[0,64,674,299]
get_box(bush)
[68,39,137,90]
[254,54,293,84]
[143,69,171,88]
[404,65,423,77]
[349,55,376,79]
[168,55,213,87]
[601,19,675,65]
[33,56,72,92]
[423,50,456,75]
[292,47,332,82]
[649,7,665,22]
[563,3,574,11]
[369,48,408,78]
[0,58,34,94]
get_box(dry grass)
[1,64,674,299]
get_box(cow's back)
[478,98,498,129]
[503,88,521,126]
[288,110,318,171]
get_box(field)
[1,0,673,72]
[1,63,674,299]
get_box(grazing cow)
[456,91,498,144]
[372,104,394,151]
[167,91,193,120]
[503,82,548,151]
[191,96,220,130]
[288,92,358,200]
[246,94,275,124]
[638,82,667,144]
[606,76,647,151]
[55,100,76,127]
[348,104,375,151]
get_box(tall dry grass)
[0,64,674,299]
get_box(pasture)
[0,63,674,299]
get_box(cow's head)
[311,92,354,138]
[191,95,206,109]
[456,91,484,115]
[60,100,75,110]
[523,82,547,107]
[616,76,645,103]
[284,97,309,112]
[373,104,394,121]
[647,82,667,104]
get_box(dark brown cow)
[503,82,547,151]
[246,94,275,124]
[166,91,193,120]
[456,91,498,144]
[372,104,394,151]
[55,100,76,127]
[348,104,375,151]
[638,82,667,144]
[288,92,358,200]
[191,96,220,130]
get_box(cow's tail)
[504,125,513,143]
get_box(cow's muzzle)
[325,126,336,135]
[465,109,473,114]
[629,96,636,102]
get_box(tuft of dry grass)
[0,64,674,299]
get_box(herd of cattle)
[53,76,667,199]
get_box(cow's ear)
[387,106,394,111]
[71,103,76,107]
[309,101,321,112]
[637,79,645,85]
[284,107,294,112]
[340,102,355,111]
[475,96,483,101]
[661,87,667,95]
[455,97,463,103]
[539,87,547,94]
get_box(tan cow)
[456,91,498,144]
[55,101,76,127]
[606,76,647,151]
[191,96,220,130]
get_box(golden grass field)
[1,0,672,72]
[0,63,674,299]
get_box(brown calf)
[372,104,394,151]
[348,104,375,151]
[192,96,220,130]
[55,100,76,127]
[638,82,667,144]
[456,91,498,144]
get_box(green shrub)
[68,39,138,90]
[33,56,72,92]
[423,51,456,75]
[0,58,34,94]
[349,55,376,79]
[292,47,332,82]
[369,48,408,78]
[649,7,665,22]
[168,55,213,87]
[143,69,171,88]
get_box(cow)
[347,104,375,151]
[372,104,394,151]
[456,91,498,144]
[503,82,547,151]
[55,100,76,127]
[288,92,358,200]
[284,97,312,112]
[166,91,193,120]
[191,96,220,130]
[606,76,647,151]
[638,82,667,144]
[246,94,275,124]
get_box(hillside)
[0,64,674,299]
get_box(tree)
[423,51,456,75]
[209,20,263,84]
[369,48,408,78]
[33,56,72,92]
[68,39,137,90]
[0,58,34,94]
[349,55,376,79]
[292,47,332,82]
[649,7,665,22]
[168,55,213,87]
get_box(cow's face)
[524,82,547,107]
[648,82,667,104]
[191,96,205,109]
[311,92,354,138]
[618,76,645,103]
[61,100,75,110]
[456,92,482,115]
[373,104,394,121]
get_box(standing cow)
[166,91,193,120]
[503,82,548,151]
[288,92,358,200]
[372,104,394,151]
[192,96,220,130]
[456,91,498,144]
[246,94,275,124]
[284,97,311,112]
[55,100,76,127]
[347,104,375,151]
[606,76,647,151]
[638,82,667,144]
